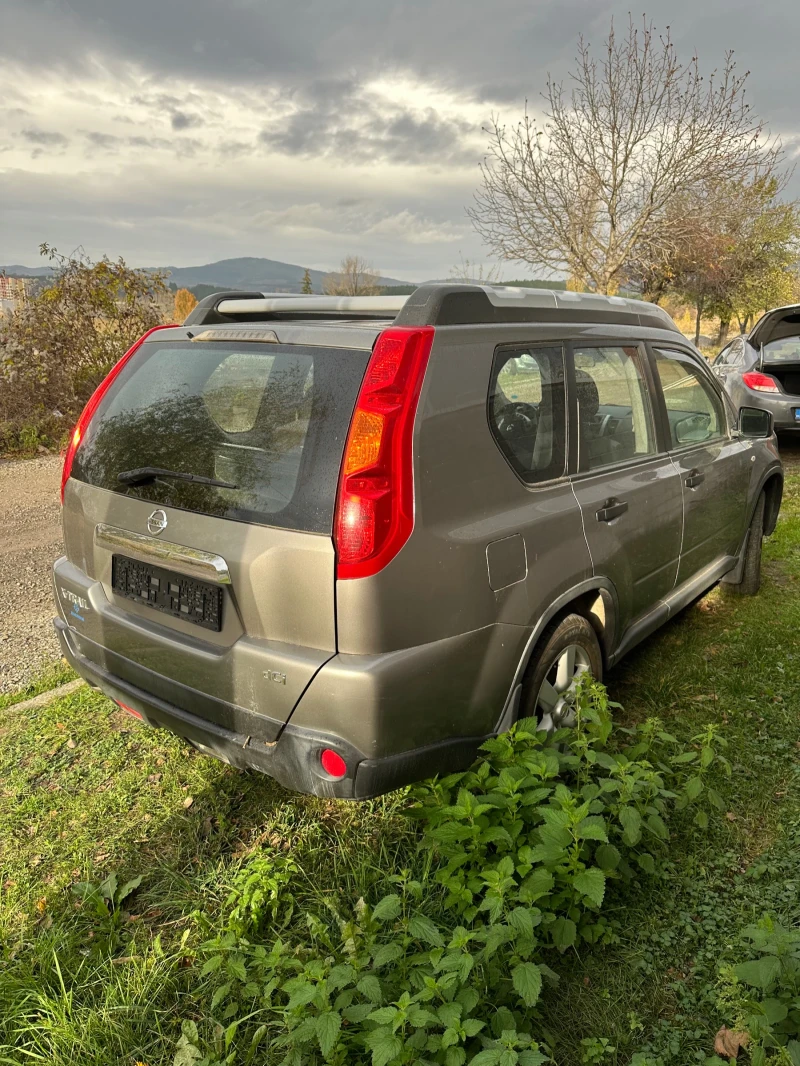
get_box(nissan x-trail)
[53,284,783,797]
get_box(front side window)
[489,346,567,484]
[653,349,726,448]
[572,345,655,471]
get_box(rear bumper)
[55,618,491,799]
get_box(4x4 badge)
[147,509,168,536]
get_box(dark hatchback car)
[713,305,800,431]
[53,285,782,798]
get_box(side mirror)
[739,407,772,438]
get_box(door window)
[653,349,727,448]
[572,345,655,471]
[489,346,567,484]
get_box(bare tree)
[447,254,504,284]
[470,18,783,294]
[322,256,382,296]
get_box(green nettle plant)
[173,678,729,1066]
[714,917,800,1065]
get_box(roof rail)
[182,284,681,333]
[184,291,406,326]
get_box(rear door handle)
[596,497,629,523]
[684,469,705,488]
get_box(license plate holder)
[111,554,223,632]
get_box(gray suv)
[713,304,800,432]
[53,285,783,798]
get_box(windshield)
[70,339,370,533]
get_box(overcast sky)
[1,0,798,280]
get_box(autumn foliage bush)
[0,245,169,455]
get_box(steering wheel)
[496,402,539,441]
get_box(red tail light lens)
[60,324,177,503]
[334,326,434,579]
[115,700,143,720]
[320,748,347,779]
[742,371,779,393]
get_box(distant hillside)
[1,265,54,277]
[155,257,409,293]
[1,256,411,293]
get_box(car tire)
[518,612,603,730]
[725,491,766,597]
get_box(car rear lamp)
[320,748,347,779]
[60,324,177,504]
[742,371,779,393]
[333,326,434,579]
[115,699,143,720]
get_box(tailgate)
[58,334,370,736]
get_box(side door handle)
[685,469,705,489]
[596,497,629,523]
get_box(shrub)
[174,678,728,1065]
[0,245,169,453]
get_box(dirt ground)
[0,456,64,693]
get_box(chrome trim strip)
[94,524,232,585]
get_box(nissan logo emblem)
[147,509,168,536]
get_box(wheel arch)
[761,470,783,536]
[496,578,619,730]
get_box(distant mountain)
[1,256,411,293]
[1,264,55,277]
[153,257,409,293]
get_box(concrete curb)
[8,678,86,713]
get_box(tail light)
[742,371,779,393]
[320,748,347,779]
[334,326,434,579]
[60,324,176,503]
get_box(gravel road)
[0,456,64,693]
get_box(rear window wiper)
[117,466,238,490]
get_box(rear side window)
[71,340,369,533]
[653,349,726,447]
[573,345,655,471]
[489,346,567,484]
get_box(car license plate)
[111,555,223,632]
[794,409,800,423]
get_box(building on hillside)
[0,276,32,316]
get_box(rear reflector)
[742,371,779,393]
[60,324,177,503]
[334,326,434,579]
[320,748,347,779]
[115,700,143,720]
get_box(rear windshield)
[763,336,800,362]
[71,340,370,533]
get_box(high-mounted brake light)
[60,324,177,503]
[742,371,779,393]
[334,326,434,580]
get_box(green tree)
[301,268,313,294]
[652,176,800,344]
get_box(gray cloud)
[20,128,69,147]
[171,111,203,131]
[3,0,800,275]
[259,78,477,164]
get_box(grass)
[2,453,800,1064]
